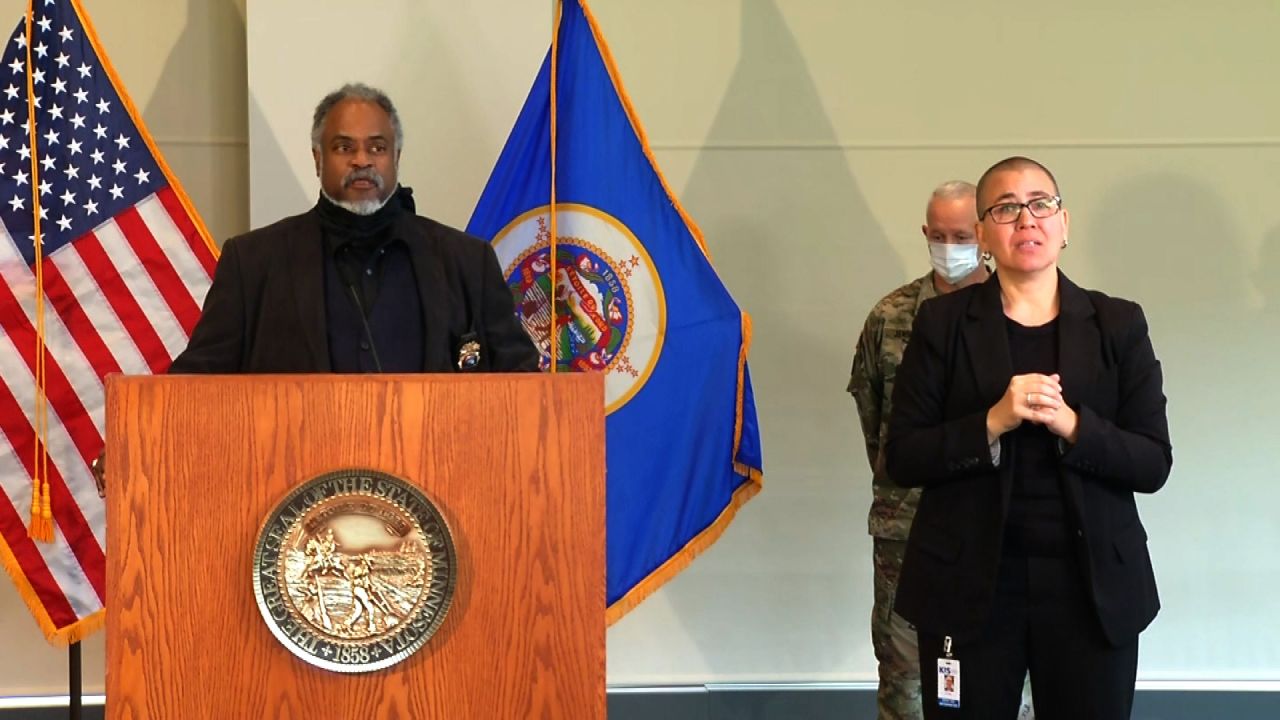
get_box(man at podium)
[93,83,539,497]
[168,82,539,375]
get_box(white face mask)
[928,241,981,284]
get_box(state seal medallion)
[492,203,666,414]
[252,468,457,673]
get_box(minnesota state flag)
[468,0,763,621]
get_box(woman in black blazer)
[885,157,1172,720]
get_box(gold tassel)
[29,479,53,542]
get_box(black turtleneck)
[318,188,405,305]
[317,186,425,373]
[1003,316,1071,558]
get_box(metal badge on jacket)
[456,332,481,370]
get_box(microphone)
[334,247,384,373]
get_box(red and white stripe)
[0,186,214,632]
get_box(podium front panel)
[105,373,604,719]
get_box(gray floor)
[4,688,1278,718]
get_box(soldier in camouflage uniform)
[849,181,997,720]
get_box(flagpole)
[69,641,82,720]
[548,0,562,373]
[24,0,54,544]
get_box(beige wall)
[4,0,1280,699]
[245,0,552,229]
[592,0,1280,684]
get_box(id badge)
[937,657,960,708]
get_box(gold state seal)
[252,468,457,673]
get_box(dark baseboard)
[0,709,103,720]
[2,687,1276,718]
[605,687,1279,720]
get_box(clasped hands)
[986,373,1079,445]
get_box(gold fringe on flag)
[0,538,103,645]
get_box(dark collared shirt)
[322,231,425,373]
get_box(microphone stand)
[336,248,384,373]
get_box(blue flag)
[468,0,762,621]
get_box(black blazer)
[170,208,539,374]
[885,271,1171,646]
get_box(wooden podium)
[104,373,605,719]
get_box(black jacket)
[169,208,539,374]
[886,271,1171,646]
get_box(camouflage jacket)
[847,273,937,540]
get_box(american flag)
[0,0,215,643]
